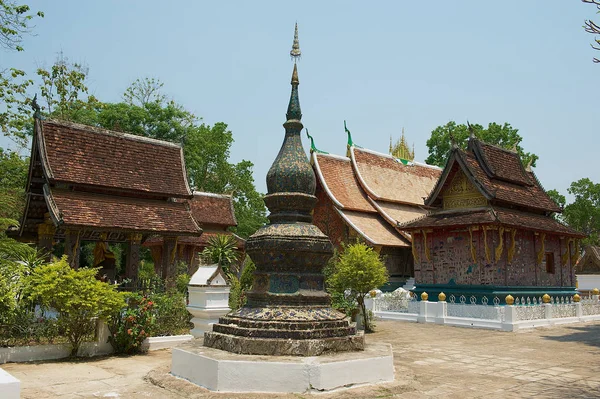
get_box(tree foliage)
[327,243,388,332]
[583,0,600,63]
[24,257,125,356]
[0,147,27,219]
[0,1,43,148]
[425,121,538,168]
[557,179,600,247]
[201,234,239,274]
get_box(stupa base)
[171,340,394,393]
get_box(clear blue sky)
[2,0,598,199]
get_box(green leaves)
[201,234,239,274]
[425,121,538,168]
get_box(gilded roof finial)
[345,120,354,147]
[290,22,301,61]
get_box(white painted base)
[142,334,193,351]
[171,341,394,393]
[0,367,20,399]
[577,275,600,292]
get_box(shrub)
[228,258,255,310]
[108,293,154,354]
[327,243,388,333]
[0,308,61,347]
[201,234,239,274]
[149,291,192,336]
[24,257,126,356]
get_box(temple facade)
[144,192,245,275]
[402,135,586,301]
[310,129,441,282]
[16,117,236,281]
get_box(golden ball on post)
[438,292,446,302]
[573,294,581,303]
[592,288,599,296]
[421,292,429,301]
[542,294,551,303]
[505,294,514,305]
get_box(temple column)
[161,236,178,281]
[64,229,81,269]
[126,233,142,280]
[37,219,56,261]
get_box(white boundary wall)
[368,295,600,332]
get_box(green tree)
[0,1,44,147]
[584,0,600,63]
[0,147,28,219]
[562,179,600,247]
[327,243,388,333]
[425,121,538,168]
[24,257,125,356]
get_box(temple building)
[144,191,245,275]
[16,116,206,280]
[310,127,441,282]
[401,135,586,300]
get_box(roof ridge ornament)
[467,120,476,140]
[31,93,44,120]
[344,120,362,148]
[306,129,328,154]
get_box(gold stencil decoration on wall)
[442,170,487,210]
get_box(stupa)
[203,22,364,356]
[171,25,393,393]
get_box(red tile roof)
[46,187,200,235]
[336,209,410,247]
[312,153,375,212]
[350,147,441,205]
[189,192,237,227]
[402,206,584,237]
[427,140,561,213]
[144,230,245,248]
[38,119,191,198]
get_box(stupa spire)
[285,23,302,122]
[290,22,301,60]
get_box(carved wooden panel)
[442,170,487,210]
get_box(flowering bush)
[108,293,155,354]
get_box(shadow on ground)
[541,323,600,349]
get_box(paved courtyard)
[3,320,600,398]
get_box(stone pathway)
[3,320,600,398]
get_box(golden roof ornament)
[290,22,301,61]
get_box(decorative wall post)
[126,233,142,280]
[435,292,447,325]
[418,292,429,323]
[502,295,518,332]
[187,265,230,338]
[161,236,178,281]
[64,229,81,269]
[37,218,56,260]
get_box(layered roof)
[426,138,561,213]
[189,192,237,227]
[336,209,408,247]
[45,187,200,235]
[350,147,441,206]
[145,230,246,249]
[403,206,584,237]
[38,119,192,198]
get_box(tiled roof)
[312,153,375,212]
[472,140,532,186]
[402,206,585,237]
[577,246,600,273]
[373,200,428,225]
[336,209,410,247]
[350,147,441,205]
[426,142,561,213]
[189,192,237,227]
[144,230,245,248]
[38,119,191,198]
[47,188,200,235]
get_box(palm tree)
[200,234,239,275]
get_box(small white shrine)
[186,264,230,338]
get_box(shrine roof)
[36,119,192,198]
[577,246,600,274]
[401,206,585,237]
[312,152,376,212]
[46,187,201,235]
[336,209,410,247]
[372,200,428,226]
[349,146,441,206]
[144,230,245,248]
[426,138,561,213]
[189,192,237,227]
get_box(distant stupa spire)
[290,22,301,61]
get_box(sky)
[2,0,599,200]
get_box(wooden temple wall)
[412,229,574,287]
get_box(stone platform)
[171,340,394,393]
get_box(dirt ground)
[3,320,600,398]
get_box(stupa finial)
[290,22,301,61]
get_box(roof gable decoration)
[441,169,488,210]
